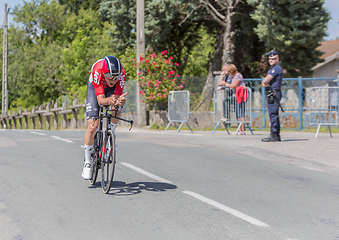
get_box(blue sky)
[1,0,339,40]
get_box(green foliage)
[182,26,216,77]
[5,1,121,109]
[12,0,67,41]
[99,0,204,75]
[8,35,63,108]
[62,30,92,90]
[56,8,105,45]
[248,0,330,76]
[233,2,266,77]
[137,49,184,110]
[116,47,138,81]
[58,0,102,13]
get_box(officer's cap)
[268,51,278,57]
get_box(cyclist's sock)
[111,123,118,132]
[84,144,93,164]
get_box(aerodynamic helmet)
[102,55,122,79]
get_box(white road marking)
[120,162,269,227]
[120,162,173,184]
[51,135,73,143]
[30,131,46,136]
[183,190,270,228]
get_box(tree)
[181,26,216,76]
[99,0,205,75]
[61,20,119,99]
[7,1,120,108]
[232,2,266,77]
[8,37,64,108]
[248,0,330,76]
[12,0,67,42]
[183,0,242,110]
[58,0,102,13]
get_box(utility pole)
[2,3,8,118]
[136,0,146,126]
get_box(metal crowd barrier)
[212,87,253,135]
[308,86,339,138]
[165,91,193,133]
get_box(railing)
[212,87,253,135]
[1,99,86,130]
[165,91,193,132]
[213,75,339,130]
[307,86,339,138]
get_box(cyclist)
[82,55,127,180]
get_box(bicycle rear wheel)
[101,130,116,194]
[89,132,100,185]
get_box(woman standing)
[218,64,246,135]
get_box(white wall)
[312,58,339,78]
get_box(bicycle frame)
[90,105,133,193]
[93,105,134,131]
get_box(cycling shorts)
[86,81,116,120]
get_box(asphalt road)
[1,128,339,240]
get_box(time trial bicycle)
[89,105,133,194]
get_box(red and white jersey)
[89,59,126,96]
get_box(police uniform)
[262,52,283,142]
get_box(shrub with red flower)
[136,49,184,110]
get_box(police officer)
[261,51,283,142]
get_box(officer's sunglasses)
[269,57,277,61]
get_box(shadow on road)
[89,181,177,196]
[282,138,309,142]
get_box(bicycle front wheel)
[89,132,100,185]
[101,130,116,194]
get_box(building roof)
[316,39,339,59]
[312,40,339,71]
